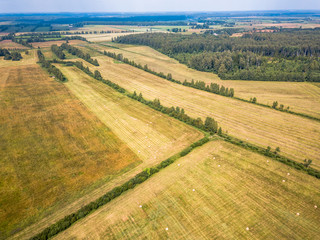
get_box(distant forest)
[115,28,320,82]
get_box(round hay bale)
[287,173,290,176]
[246,227,250,231]
[296,212,300,216]
[282,180,286,183]
[315,205,318,209]
[165,227,168,231]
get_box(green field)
[54,140,320,239]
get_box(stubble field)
[80,53,320,169]
[54,140,320,240]
[92,42,320,119]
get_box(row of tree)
[60,43,99,66]
[63,58,220,134]
[129,91,219,134]
[51,44,66,59]
[103,50,234,97]
[30,136,209,240]
[222,134,319,179]
[37,50,66,82]
[182,80,234,97]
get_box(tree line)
[60,58,220,134]
[0,48,22,61]
[222,134,319,179]
[37,50,67,82]
[51,44,66,59]
[30,136,209,240]
[60,58,319,178]
[102,50,320,121]
[60,43,99,66]
[103,50,234,97]
[114,30,320,82]
[0,33,88,49]
[129,91,219,134]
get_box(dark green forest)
[115,28,320,82]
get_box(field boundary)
[95,46,320,123]
[30,137,210,240]
[57,59,320,179]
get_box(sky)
[1,0,320,13]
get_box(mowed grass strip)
[54,140,320,240]
[94,42,320,119]
[84,54,320,169]
[0,65,141,239]
[58,65,203,165]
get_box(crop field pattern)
[58,65,203,164]
[54,140,320,240]
[77,52,320,169]
[0,64,141,238]
[93,43,320,119]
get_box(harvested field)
[86,54,320,169]
[0,49,36,67]
[58,65,203,165]
[10,63,202,240]
[54,140,320,240]
[92,43,320,119]
[0,64,141,239]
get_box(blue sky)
[1,0,320,13]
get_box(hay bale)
[296,212,300,216]
[165,227,168,231]
[178,163,181,166]
[246,227,250,231]
[282,180,286,183]
[315,205,318,209]
[192,189,195,192]
[287,173,290,176]
[218,164,221,167]
[139,205,142,208]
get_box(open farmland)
[31,40,86,48]
[6,61,202,240]
[54,140,320,240]
[0,40,28,49]
[58,65,203,165]
[0,50,36,67]
[0,63,143,239]
[84,54,320,169]
[92,43,320,119]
